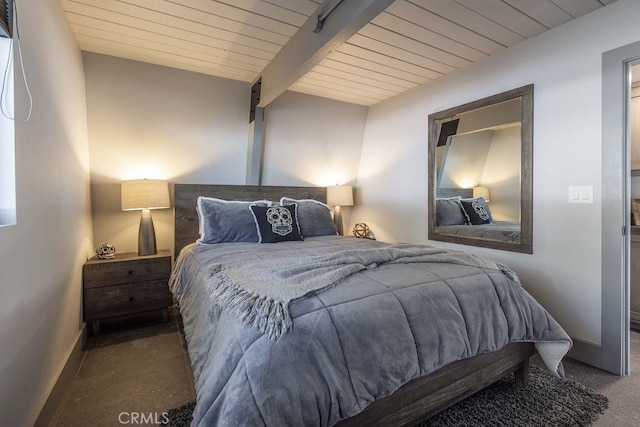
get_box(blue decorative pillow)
[250,204,303,243]
[280,197,337,237]
[196,197,271,244]
[435,197,466,226]
[460,197,493,225]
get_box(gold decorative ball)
[353,223,370,238]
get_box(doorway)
[601,42,640,376]
[631,64,640,337]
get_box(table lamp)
[121,179,170,256]
[327,185,353,236]
[473,186,491,202]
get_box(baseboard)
[32,324,87,427]
[566,337,603,369]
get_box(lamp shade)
[121,179,170,210]
[472,186,491,202]
[327,185,353,206]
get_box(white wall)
[438,131,492,188]
[84,55,368,255]
[84,53,250,255]
[0,0,92,425]
[481,126,521,221]
[262,90,368,188]
[353,0,640,346]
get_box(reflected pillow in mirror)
[460,197,493,225]
[196,197,271,244]
[435,197,467,226]
[280,197,337,237]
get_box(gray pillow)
[280,197,337,237]
[435,197,467,226]
[196,197,271,244]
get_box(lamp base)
[334,205,344,236]
[138,209,158,256]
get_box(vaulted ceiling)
[61,0,618,106]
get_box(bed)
[436,221,521,243]
[171,184,571,426]
[434,189,522,244]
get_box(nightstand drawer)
[83,256,171,288]
[84,280,172,320]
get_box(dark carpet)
[421,365,608,426]
[160,365,608,427]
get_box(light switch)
[568,186,593,204]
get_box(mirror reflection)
[428,85,533,253]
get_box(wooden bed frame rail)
[337,342,534,426]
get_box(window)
[0,34,14,226]
[0,0,11,39]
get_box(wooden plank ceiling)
[61,0,618,106]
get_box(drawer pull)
[128,270,133,275]
[129,297,135,302]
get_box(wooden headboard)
[174,184,327,256]
[436,188,473,198]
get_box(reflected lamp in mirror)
[121,179,171,256]
[327,185,353,236]
[473,186,491,202]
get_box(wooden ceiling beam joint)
[256,0,396,108]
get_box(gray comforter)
[170,236,571,426]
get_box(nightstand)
[83,250,173,335]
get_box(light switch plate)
[568,186,593,204]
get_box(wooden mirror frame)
[427,85,533,254]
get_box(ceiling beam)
[256,0,395,108]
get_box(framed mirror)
[428,85,533,253]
